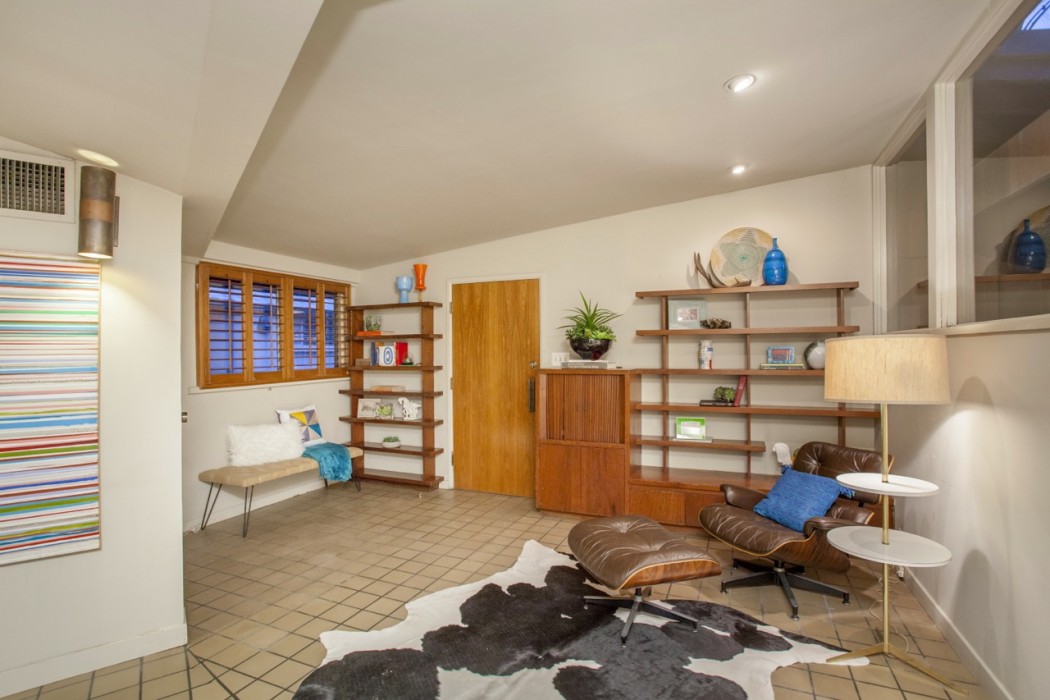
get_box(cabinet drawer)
[628,485,724,527]
[535,444,625,516]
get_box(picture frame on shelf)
[674,416,710,441]
[375,400,395,420]
[765,345,796,364]
[667,299,707,330]
[357,398,380,418]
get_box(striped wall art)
[0,252,100,565]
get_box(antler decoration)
[694,252,715,287]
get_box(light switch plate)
[551,352,571,366]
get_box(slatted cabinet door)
[534,370,630,516]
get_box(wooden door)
[451,279,540,496]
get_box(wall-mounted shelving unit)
[340,302,444,488]
[629,281,878,526]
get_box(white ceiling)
[0,0,990,269]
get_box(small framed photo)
[375,400,395,420]
[668,299,707,330]
[674,416,708,441]
[357,398,380,418]
[766,345,796,364]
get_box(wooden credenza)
[534,370,630,517]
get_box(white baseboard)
[906,574,1013,700]
[0,623,187,697]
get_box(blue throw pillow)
[779,464,855,499]
[754,468,843,532]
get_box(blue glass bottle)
[762,238,788,285]
[1011,219,1047,273]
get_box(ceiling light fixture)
[76,149,119,168]
[730,164,747,175]
[723,74,756,93]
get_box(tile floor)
[5,482,987,699]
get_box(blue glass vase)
[1011,219,1047,273]
[762,238,788,285]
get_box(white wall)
[0,160,185,695]
[180,242,362,531]
[893,330,1049,700]
[358,166,878,485]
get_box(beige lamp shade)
[824,334,949,404]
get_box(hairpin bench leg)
[241,486,254,537]
[200,483,222,531]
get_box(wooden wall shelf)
[627,281,875,526]
[344,302,444,489]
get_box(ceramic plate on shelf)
[709,227,774,286]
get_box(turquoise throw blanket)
[304,442,352,482]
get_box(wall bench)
[198,446,363,537]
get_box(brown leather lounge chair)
[699,441,888,619]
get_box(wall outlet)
[551,352,571,366]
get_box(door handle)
[528,377,536,413]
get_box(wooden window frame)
[196,262,350,389]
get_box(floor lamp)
[823,334,953,686]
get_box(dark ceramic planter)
[569,337,612,360]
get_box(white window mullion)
[927,82,958,330]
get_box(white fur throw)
[227,423,305,466]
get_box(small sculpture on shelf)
[700,318,732,329]
[398,397,421,420]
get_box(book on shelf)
[759,363,807,370]
[358,330,394,336]
[733,375,748,407]
[699,400,733,406]
[369,384,406,392]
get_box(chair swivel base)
[582,587,699,644]
[721,559,849,620]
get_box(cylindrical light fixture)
[78,166,116,259]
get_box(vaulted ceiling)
[0,0,991,269]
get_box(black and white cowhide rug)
[294,541,863,699]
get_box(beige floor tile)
[39,681,91,700]
[87,667,140,696]
[92,687,139,700]
[140,672,189,700]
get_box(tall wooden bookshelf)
[340,302,444,488]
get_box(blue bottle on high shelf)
[762,238,788,285]
[1011,219,1047,273]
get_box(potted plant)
[381,436,401,449]
[559,292,622,360]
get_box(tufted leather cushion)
[568,515,721,591]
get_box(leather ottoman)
[568,514,721,643]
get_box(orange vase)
[412,263,428,301]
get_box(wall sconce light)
[78,166,118,259]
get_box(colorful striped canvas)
[0,253,100,565]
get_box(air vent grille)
[0,151,74,222]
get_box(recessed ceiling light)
[723,74,756,93]
[76,149,119,168]
[730,164,747,175]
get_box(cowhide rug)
[294,541,864,699]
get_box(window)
[196,263,350,388]
[959,6,1050,323]
[885,123,929,331]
